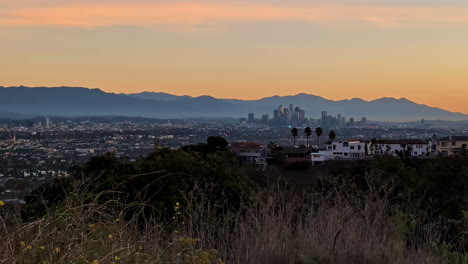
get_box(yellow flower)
[26,245,33,250]
[89,224,95,228]
[0,200,4,206]
[108,234,113,239]
[175,202,180,206]
[114,256,121,261]
[19,241,25,247]
[92,260,99,264]
[115,218,120,222]
[55,247,61,253]
[39,246,45,250]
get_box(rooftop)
[377,139,427,145]
[230,142,264,150]
[270,146,311,155]
[438,136,468,141]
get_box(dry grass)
[0,176,466,264]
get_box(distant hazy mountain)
[124,92,192,101]
[1,86,467,121]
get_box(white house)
[325,140,367,159]
[436,136,468,156]
[368,139,431,157]
[230,142,266,164]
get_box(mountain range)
[0,86,467,122]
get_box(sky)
[1,0,468,113]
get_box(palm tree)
[304,127,312,148]
[315,127,323,147]
[291,127,299,146]
[328,130,336,144]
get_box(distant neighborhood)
[229,134,468,167]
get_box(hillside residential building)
[325,140,367,159]
[268,146,312,165]
[368,139,431,157]
[436,136,468,156]
[230,142,265,164]
[269,146,311,159]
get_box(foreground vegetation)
[1,138,468,263]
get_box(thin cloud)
[1,1,468,29]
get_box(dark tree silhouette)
[328,130,336,143]
[304,127,312,148]
[291,127,299,146]
[315,127,323,147]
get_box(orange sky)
[1,0,468,113]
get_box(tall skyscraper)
[273,109,279,119]
[289,104,294,120]
[45,117,50,129]
[261,114,269,125]
[248,113,255,123]
[321,111,328,127]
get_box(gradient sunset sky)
[1,0,468,113]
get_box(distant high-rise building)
[45,117,50,129]
[321,111,328,127]
[279,105,284,114]
[261,114,269,125]
[361,117,367,126]
[27,120,34,128]
[248,113,255,123]
[298,110,305,121]
[273,109,279,119]
[349,118,355,127]
[283,109,290,122]
[289,104,294,119]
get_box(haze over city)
[1,0,468,113]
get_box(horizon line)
[2,85,468,115]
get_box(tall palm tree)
[315,127,323,147]
[328,130,336,144]
[291,127,298,146]
[304,127,312,148]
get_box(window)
[452,141,457,146]
[442,142,448,147]
[344,153,348,156]
[350,146,355,150]
[343,142,349,147]
[358,145,361,150]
